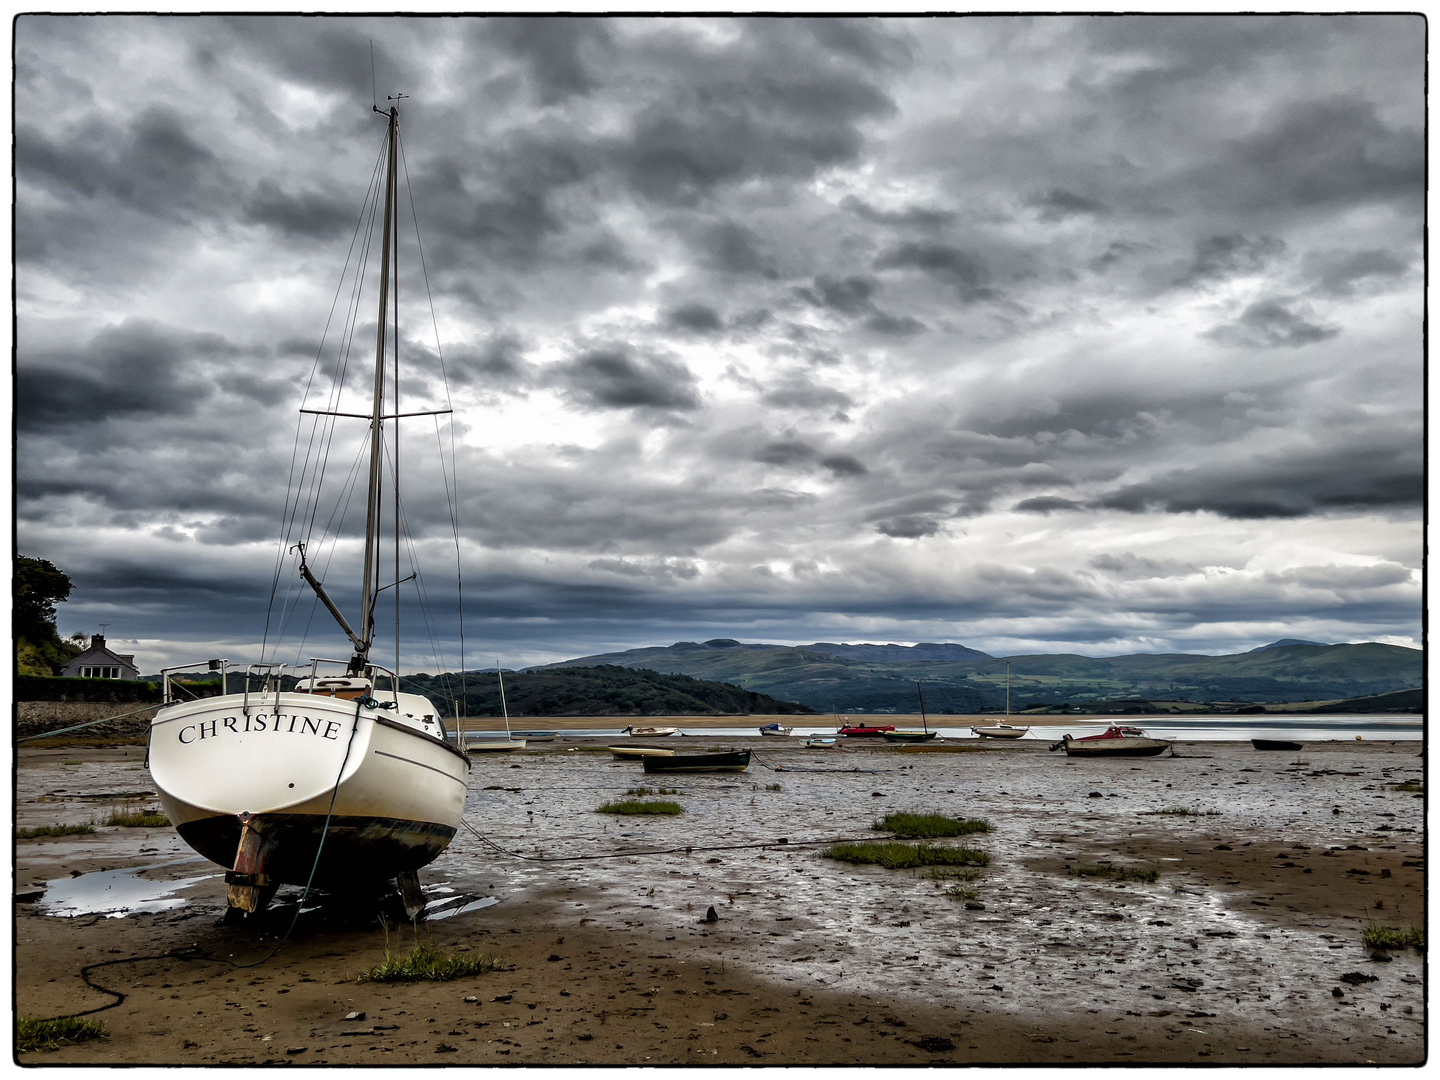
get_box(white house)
[59,634,140,680]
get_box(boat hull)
[971,726,1028,739]
[1060,737,1171,757]
[609,746,676,759]
[642,751,751,773]
[148,692,469,888]
[882,731,938,742]
[1252,739,1304,751]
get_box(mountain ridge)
[539,639,1421,714]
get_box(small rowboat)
[1049,725,1172,757]
[642,750,751,774]
[623,725,678,737]
[1251,738,1304,751]
[463,734,528,753]
[805,737,840,748]
[609,745,677,759]
[758,723,792,736]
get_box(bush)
[358,944,498,983]
[596,800,683,816]
[876,812,990,838]
[1362,924,1424,952]
[17,1015,106,1052]
[822,842,989,869]
[105,806,169,827]
[17,823,95,839]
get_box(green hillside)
[543,639,1423,713]
[400,665,815,718]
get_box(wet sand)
[13,738,1425,1064]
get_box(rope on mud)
[16,705,159,743]
[22,946,225,1027]
[458,818,884,862]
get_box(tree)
[15,555,81,676]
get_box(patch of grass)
[61,760,82,766]
[596,799,684,815]
[1156,807,1220,817]
[943,884,978,901]
[1067,864,1159,883]
[822,842,989,870]
[1391,781,1423,793]
[1362,924,1425,952]
[923,866,983,882]
[17,823,95,839]
[623,786,678,797]
[765,783,782,792]
[358,944,499,983]
[104,805,170,827]
[877,812,990,838]
[1171,883,1192,895]
[17,1015,107,1052]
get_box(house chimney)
[92,634,105,649]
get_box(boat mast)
[1005,662,1010,719]
[356,104,399,674]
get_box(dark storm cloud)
[1028,188,1108,221]
[1217,96,1423,213]
[1203,298,1338,349]
[761,373,854,412]
[605,19,901,206]
[796,275,876,315]
[1095,437,1421,519]
[1303,249,1410,297]
[874,242,993,302]
[663,303,724,335]
[446,333,535,390]
[242,178,356,238]
[693,220,776,277]
[841,195,955,231]
[17,319,232,431]
[550,346,701,411]
[875,515,943,539]
[1014,495,1085,515]
[13,15,1422,666]
[1176,234,1287,288]
[487,16,613,104]
[17,106,220,219]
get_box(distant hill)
[540,639,1423,714]
[400,665,814,718]
[1250,638,1329,652]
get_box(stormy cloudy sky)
[14,14,1423,674]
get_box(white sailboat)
[147,103,471,917]
[464,665,528,752]
[971,662,1031,739]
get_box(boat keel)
[226,814,278,914]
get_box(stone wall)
[17,701,158,740]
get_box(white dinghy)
[148,103,471,917]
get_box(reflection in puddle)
[39,860,217,919]
[424,894,499,920]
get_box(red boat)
[838,723,896,737]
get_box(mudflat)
[14,737,1424,1065]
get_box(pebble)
[344,1011,365,1021]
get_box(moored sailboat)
[147,103,471,917]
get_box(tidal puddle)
[425,894,500,920]
[38,859,217,918]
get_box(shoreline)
[14,739,1424,1065]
